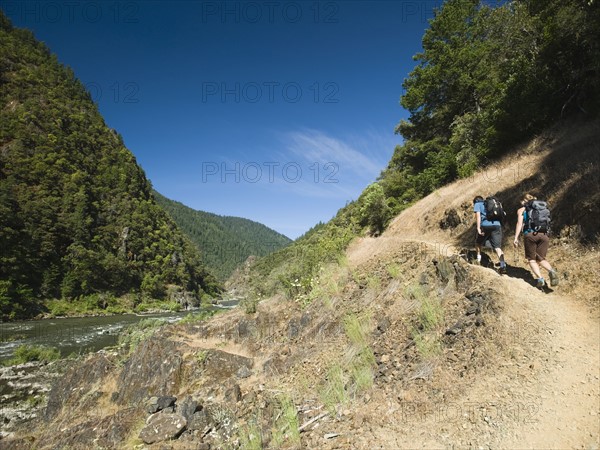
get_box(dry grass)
[17,121,598,450]
[350,120,600,310]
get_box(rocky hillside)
[2,121,598,449]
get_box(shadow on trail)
[462,249,545,290]
[503,263,537,286]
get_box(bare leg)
[528,260,543,279]
[539,259,554,273]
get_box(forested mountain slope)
[153,191,291,281]
[0,12,220,320]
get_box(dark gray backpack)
[484,196,506,223]
[526,200,551,233]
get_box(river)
[0,303,236,363]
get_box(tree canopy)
[380,0,600,206]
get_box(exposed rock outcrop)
[114,336,183,406]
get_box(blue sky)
[2,1,439,239]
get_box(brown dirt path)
[493,274,600,449]
[347,234,599,449]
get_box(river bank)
[0,310,194,438]
[0,311,187,362]
[0,359,71,439]
[0,299,240,362]
[0,298,243,440]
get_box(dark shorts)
[476,225,502,249]
[524,232,550,261]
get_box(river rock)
[0,361,64,434]
[139,411,187,444]
[177,395,201,422]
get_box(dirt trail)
[347,232,599,448]
[344,131,600,447]
[492,274,600,449]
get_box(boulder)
[146,395,177,414]
[139,411,187,444]
[187,409,213,432]
[177,395,201,422]
[201,350,254,380]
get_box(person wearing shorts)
[473,195,507,273]
[513,193,559,288]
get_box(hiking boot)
[498,262,507,274]
[549,270,559,287]
[536,278,546,288]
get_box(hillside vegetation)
[0,12,220,320]
[246,0,600,303]
[153,191,292,281]
[4,120,597,449]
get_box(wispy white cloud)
[272,128,399,198]
[165,128,401,238]
[287,130,379,176]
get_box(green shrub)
[5,344,61,366]
[117,318,167,355]
[47,299,71,316]
[357,182,391,235]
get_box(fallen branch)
[299,412,328,432]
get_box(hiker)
[473,195,507,273]
[513,193,559,288]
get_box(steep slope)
[336,120,600,448]
[0,14,219,319]
[3,121,597,449]
[153,191,292,281]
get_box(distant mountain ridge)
[153,191,292,281]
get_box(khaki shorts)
[524,232,549,261]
